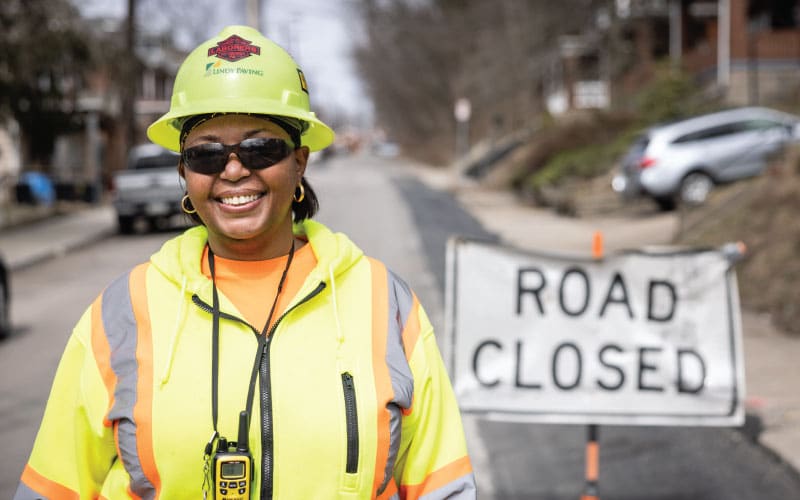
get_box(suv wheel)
[654,196,676,211]
[680,172,713,206]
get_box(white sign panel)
[444,238,745,426]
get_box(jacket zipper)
[192,295,257,330]
[192,281,327,499]
[341,372,359,474]
[259,282,326,499]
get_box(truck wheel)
[118,215,136,234]
[0,275,10,338]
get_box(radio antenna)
[237,411,249,452]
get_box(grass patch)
[526,129,637,191]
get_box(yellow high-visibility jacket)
[16,220,476,499]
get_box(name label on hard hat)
[444,238,745,426]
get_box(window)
[742,119,783,131]
[673,122,749,144]
[133,153,180,170]
[748,0,799,29]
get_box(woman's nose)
[219,153,251,181]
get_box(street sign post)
[444,237,745,427]
[453,98,471,162]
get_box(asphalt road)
[0,231,173,495]
[1,153,799,499]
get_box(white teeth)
[220,194,260,206]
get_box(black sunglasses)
[182,137,293,175]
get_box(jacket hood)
[150,220,365,386]
[149,220,364,298]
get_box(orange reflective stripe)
[20,464,80,500]
[369,258,394,497]
[400,295,421,363]
[128,263,161,497]
[91,295,116,428]
[400,294,421,416]
[399,456,473,499]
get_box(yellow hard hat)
[147,25,334,152]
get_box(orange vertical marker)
[592,231,604,260]
[580,424,600,500]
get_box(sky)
[74,0,370,125]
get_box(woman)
[16,25,476,499]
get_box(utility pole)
[604,0,624,110]
[717,0,731,89]
[247,0,262,32]
[123,0,138,151]
[669,0,682,73]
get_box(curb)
[7,226,117,273]
[1,204,117,273]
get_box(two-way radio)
[213,411,252,499]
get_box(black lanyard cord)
[209,249,221,432]
[208,240,296,436]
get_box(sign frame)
[444,237,746,427]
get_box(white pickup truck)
[112,143,183,234]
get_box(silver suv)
[612,107,799,210]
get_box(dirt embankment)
[674,148,800,335]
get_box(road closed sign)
[444,238,745,426]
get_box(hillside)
[672,147,800,335]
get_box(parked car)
[612,107,800,210]
[0,255,10,338]
[112,143,182,233]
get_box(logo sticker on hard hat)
[297,69,309,94]
[208,34,261,62]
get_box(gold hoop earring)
[181,194,197,214]
[293,182,305,203]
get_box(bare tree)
[353,0,603,165]
[0,0,94,165]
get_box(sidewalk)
[410,164,800,476]
[0,203,116,271]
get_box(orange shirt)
[201,241,317,331]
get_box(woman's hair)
[293,176,319,221]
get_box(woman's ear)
[178,160,186,179]
[294,146,310,177]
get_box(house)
[547,0,800,115]
[681,0,800,104]
[47,19,184,201]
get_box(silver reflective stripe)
[13,481,48,500]
[102,272,156,500]
[385,269,414,408]
[377,269,415,495]
[419,473,477,500]
[377,403,403,496]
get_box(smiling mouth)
[219,193,264,206]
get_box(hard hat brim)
[146,99,335,153]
